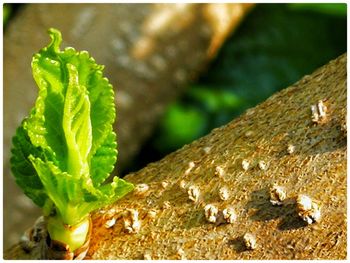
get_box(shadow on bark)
[246,188,310,230]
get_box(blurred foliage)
[153,102,207,151]
[3,3,23,30]
[131,4,346,173]
[153,86,245,151]
[3,4,12,25]
[287,3,347,16]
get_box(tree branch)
[5,54,346,260]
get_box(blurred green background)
[131,4,346,172]
[4,3,347,175]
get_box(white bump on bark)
[243,233,256,250]
[104,217,116,229]
[147,209,157,220]
[176,248,186,260]
[123,209,141,233]
[161,181,169,189]
[222,207,236,223]
[215,166,225,177]
[179,180,187,189]
[185,161,195,175]
[311,100,327,123]
[204,204,218,223]
[287,144,295,154]
[296,194,321,224]
[218,186,229,201]
[242,160,250,171]
[269,184,286,206]
[134,183,150,196]
[258,160,267,171]
[203,146,211,154]
[187,185,200,203]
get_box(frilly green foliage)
[10,28,134,226]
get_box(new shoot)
[10,28,134,258]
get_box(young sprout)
[10,28,134,259]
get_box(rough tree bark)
[3,3,253,249]
[5,54,346,259]
[89,53,347,260]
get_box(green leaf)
[78,177,134,220]
[28,28,116,172]
[29,156,74,221]
[90,131,117,186]
[62,62,92,178]
[29,155,133,226]
[10,124,48,207]
[10,28,133,226]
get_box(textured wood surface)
[5,53,346,260]
[86,54,347,260]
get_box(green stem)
[47,214,90,252]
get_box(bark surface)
[5,54,346,259]
[3,3,252,249]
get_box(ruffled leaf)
[10,28,134,226]
[10,124,49,207]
